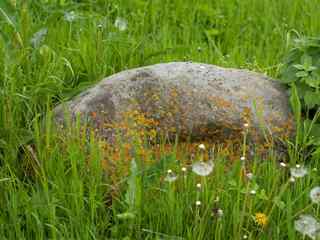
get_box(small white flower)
[290,166,308,178]
[198,143,206,150]
[164,170,177,183]
[280,162,287,167]
[240,156,246,161]
[296,164,301,168]
[294,215,320,239]
[192,161,214,176]
[289,177,296,183]
[196,200,201,206]
[310,187,320,204]
[243,235,248,239]
[250,190,256,195]
[114,17,127,31]
[196,183,201,189]
[181,167,187,172]
[244,123,249,128]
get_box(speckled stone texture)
[53,62,294,143]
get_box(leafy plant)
[281,36,320,110]
[281,35,320,159]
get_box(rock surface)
[53,62,294,143]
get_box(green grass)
[0,0,320,239]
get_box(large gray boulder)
[53,62,294,143]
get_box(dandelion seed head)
[289,177,296,183]
[310,187,320,204]
[294,215,320,240]
[296,164,301,168]
[246,172,253,180]
[244,123,249,128]
[280,162,287,167]
[217,208,224,217]
[196,200,201,206]
[192,161,214,176]
[181,167,187,172]
[64,11,77,22]
[250,190,256,195]
[114,17,127,31]
[240,156,246,161]
[198,143,206,150]
[164,170,177,183]
[290,166,308,178]
[196,183,201,189]
[30,28,48,48]
[243,235,248,239]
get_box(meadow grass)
[1,0,320,239]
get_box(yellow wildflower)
[255,212,268,227]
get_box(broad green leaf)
[304,120,320,138]
[296,71,308,78]
[296,82,312,99]
[280,66,297,83]
[304,91,320,108]
[301,54,313,68]
[305,76,320,88]
[293,64,305,70]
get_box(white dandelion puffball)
[198,143,206,150]
[192,161,214,176]
[30,28,48,48]
[181,167,187,172]
[250,190,256,195]
[310,187,320,204]
[217,209,224,217]
[64,11,77,22]
[196,201,201,206]
[246,172,253,180]
[290,166,308,178]
[289,177,296,183]
[294,215,320,240]
[280,162,287,167]
[240,156,246,161]
[114,17,127,31]
[164,170,177,183]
